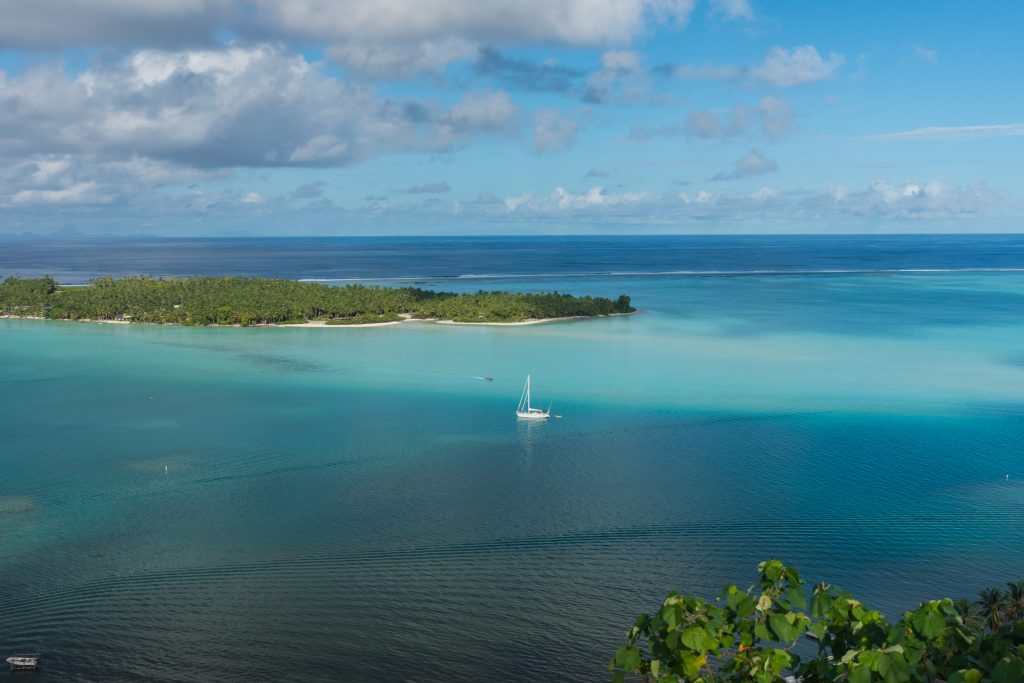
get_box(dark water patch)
[4,235,1024,281]
[2,514,1022,681]
[3,513,1020,613]
[236,352,325,373]
[0,495,37,515]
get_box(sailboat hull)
[516,375,550,419]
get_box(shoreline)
[1,311,636,329]
[434,312,635,326]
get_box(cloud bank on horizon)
[0,0,1021,235]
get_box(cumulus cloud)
[0,1,699,78]
[755,95,794,140]
[463,179,1007,231]
[503,185,657,213]
[0,45,524,209]
[532,109,582,154]
[680,106,751,140]
[288,0,698,76]
[2,171,1010,233]
[631,95,792,142]
[0,152,221,208]
[329,38,478,79]
[9,182,107,206]
[443,90,519,133]
[753,45,845,86]
[666,45,844,87]
[584,50,654,103]
[0,45,519,172]
[0,0,231,49]
[256,0,696,47]
[803,180,1008,220]
[709,148,778,181]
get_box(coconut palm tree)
[977,587,1007,630]
[954,597,984,631]
[1004,581,1024,623]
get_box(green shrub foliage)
[612,561,1024,683]
[0,276,635,325]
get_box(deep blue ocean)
[2,235,1023,681]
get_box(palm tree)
[977,587,1007,631]
[953,597,984,631]
[1004,581,1024,623]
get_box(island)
[0,275,635,326]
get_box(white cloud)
[256,0,696,46]
[0,45,519,172]
[756,95,793,141]
[866,123,1024,142]
[0,1,699,78]
[585,50,657,103]
[532,109,582,153]
[504,191,533,211]
[752,45,845,87]
[443,90,519,133]
[684,106,749,139]
[0,0,231,49]
[670,45,844,87]
[0,153,221,208]
[2,171,1011,233]
[488,179,1007,226]
[281,1,696,76]
[9,182,107,206]
[750,186,778,201]
[709,0,754,21]
[709,148,778,181]
[0,45,525,209]
[242,192,264,204]
[328,38,478,79]
[506,185,657,212]
[631,95,791,142]
[801,180,1007,220]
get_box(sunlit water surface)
[2,236,1023,680]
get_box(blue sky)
[0,0,1021,235]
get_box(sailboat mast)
[525,374,531,410]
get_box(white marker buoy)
[165,465,168,474]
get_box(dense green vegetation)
[0,275,634,325]
[611,560,1024,683]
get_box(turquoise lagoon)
[2,262,1024,680]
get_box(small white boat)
[6,654,39,671]
[516,375,551,420]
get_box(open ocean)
[2,235,1024,681]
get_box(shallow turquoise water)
[2,271,1024,680]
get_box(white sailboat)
[516,375,551,419]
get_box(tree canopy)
[611,560,1024,683]
[0,276,634,325]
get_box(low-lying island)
[0,275,635,327]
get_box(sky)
[0,0,1022,236]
